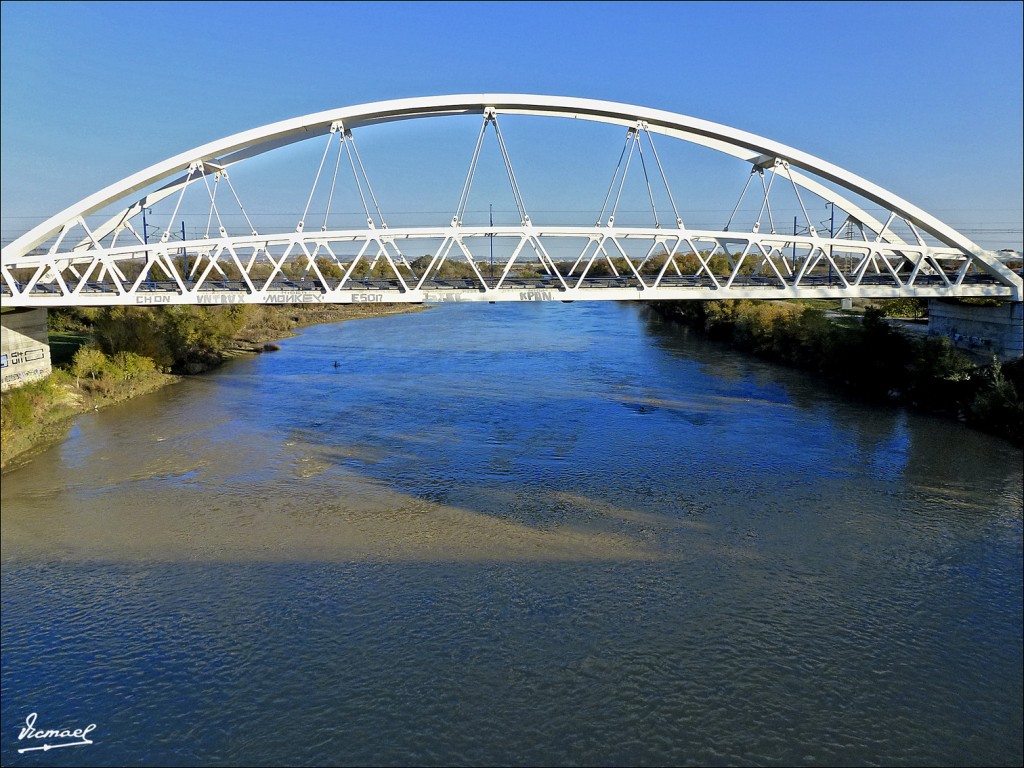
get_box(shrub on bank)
[969,358,1024,442]
[71,345,162,392]
[1,369,76,465]
[878,297,928,319]
[1,380,41,430]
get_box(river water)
[1,302,1021,766]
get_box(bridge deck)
[2,272,1016,307]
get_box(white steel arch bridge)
[2,94,1021,307]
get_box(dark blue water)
[2,302,1021,766]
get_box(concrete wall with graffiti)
[1,308,51,391]
[928,300,1024,363]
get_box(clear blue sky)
[2,1,1022,249]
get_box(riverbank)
[0,303,426,472]
[201,303,430,369]
[648,299,1023,446]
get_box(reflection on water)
[2,302,1021,766]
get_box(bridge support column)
[927,300,1024,363]
[1,308,52,391]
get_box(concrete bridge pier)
[1,308,52,391]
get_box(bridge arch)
[2,94,1020,304]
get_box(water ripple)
[2,303,1021,767]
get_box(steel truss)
[2,95,1020,307]
[2,225,1013,307]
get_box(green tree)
[71,346,108,387]
[110,351,157,381]
[92,306,173,368]
[877,298,928,319]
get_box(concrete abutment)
[1,308,52,391]
[927,300,1023,363]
